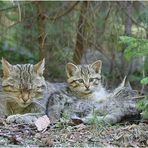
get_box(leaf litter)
[0,116,147,147]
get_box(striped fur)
[66,60,102,97]
[1,58,46,115]
[46,61,139,125]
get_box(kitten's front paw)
[82,116,104,124]
[6,114,38,125]
[82,115,119,125]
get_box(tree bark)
[36,1,46,60]
[73,1,88,64]
[124,2,132,36]
[122,1,133,76]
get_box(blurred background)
[0,1,147,92]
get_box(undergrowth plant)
[137,78,148,119]
[119,36,148,119]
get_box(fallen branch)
[131,95,146,100]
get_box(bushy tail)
[110,76,127,97]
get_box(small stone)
[34,133,41,139]
[35,115,50,131]
[41,137,54,146]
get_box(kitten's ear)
[34,58,45,76]
[66,63,77,78]
[1,58,12,78]
[91,60,102,74]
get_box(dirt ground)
[0,117,147,147]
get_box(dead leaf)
[71,117,84,125]
[41,137,54,146]
[34,133,42,139]
[35,115,50,131]
[9,135,22,144]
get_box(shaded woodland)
[0,0,147,120]
[0,1,148,147]
[0,1,147,88]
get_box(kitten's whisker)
[32,100,46,109]
[4,95,17,100]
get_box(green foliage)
[119,36,148,83]
[55,113,71,129]
[119,36,148,61]
[120,35,148,119]
[141,77,148,85]
[136,97,148,119]
[139,77,148,119]
[88,110,98,127]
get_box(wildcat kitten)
[66,60,107,100]
[46,60,107,123]
[0,58,48,124]
[46,60,139,124]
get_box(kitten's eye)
[77,79,84,83]
[96,78,101,81]
[89,78,94,82]
[37,85,45,89]
[3,85,19,92]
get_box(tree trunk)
[121,1,133,76]
[36,1,46,60]
[73,1,88,64]
[124,2,132,36]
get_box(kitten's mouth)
[19,102,31,107]
[84,89,92,94]
[85,88,91,92]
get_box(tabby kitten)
[0,58,47,124]
[46,60,108,123]
[66,60,107,100]
[46,60,139,125]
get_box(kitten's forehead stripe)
[27,64,32,85]
[16,65,23,89]
[15,64,34,90]
[80,66,90,76]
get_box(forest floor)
[0,117,147,147]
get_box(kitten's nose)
[22,97,28,103]
[85,84,90,89]
[22,98,27,103]
[21,93,30,103]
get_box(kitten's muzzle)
[20,97,32,107]
[84,84,90,90]
[20,102,31,107]
[22,98,28,103]
[19,92,31,103]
